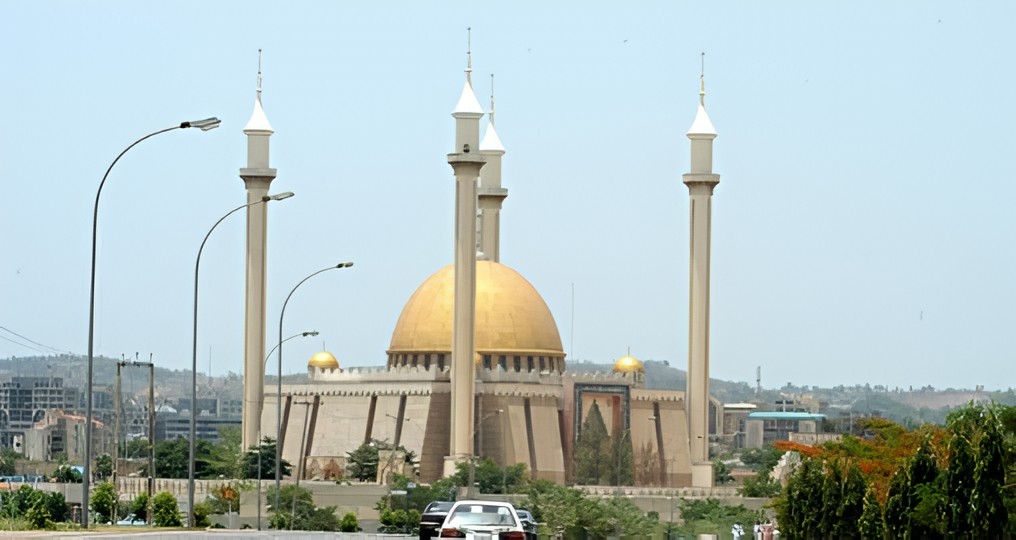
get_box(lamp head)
[270,191,295,201]
[181,117,222,131]
[303,331,320,337]
[336,262,354,269]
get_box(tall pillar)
[683,78,718,487]
[445,77,486,477]
[239,79,277,451]
[478,88,507,262]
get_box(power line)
[0,325,73,355]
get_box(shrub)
[340,511,362,532]
[90,482,117,524]
[151,491,182,527]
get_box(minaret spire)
[479,73,507,262]
[489,73,495,127]
[257,48,263,103]
[466,27,473,85]
[699,52,706,106]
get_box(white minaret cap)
[687,103,716,136]
[244,97,274,134]
[453,81,484,116]
[480,123,505,152]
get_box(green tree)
[267,484,343,531]
[151,491,182,527]
[946,403,1008,538]
[738,472,781,497]
[192,501,212,527]
[449,458,527,494]
[53,464,81,483]
[574,401,610,485]
[144,438,212,479]
[90,481,117,524]
[857,488,884,539]
[45,491,69,523]
[608,431,634,486]
[712,459,733,485]
[740,445,784,473]
[242,436,292,479]
[0,449,19,476]
[95,453,113,480]
[836,464,867,538]
[345,441,380,482]
[124,437,150,460]
[130,492,149,524]
[204,426,243,479]
[777,456,823,538]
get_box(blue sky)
[2,2,1013,390]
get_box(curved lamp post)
[275,262,353,514]
[257,329,316,531]
[84,117,220,528]
[188,191,294,526]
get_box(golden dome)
[388,261,564,356]
[613,354,644,373]
[308,351,340,369]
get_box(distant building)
[0,376,78,450]
[744,411,826,449]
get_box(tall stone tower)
[478,80,507,262]
[683,74,718,487]
[239,61,277,450]
[444,49,487,476]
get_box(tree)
[146,438,213,479]
[53,464,81,483]
[267,484,340,531]
[574,401,610,485]
[130,492,149,524]
[738,472,781,498]
[90,481,117,524]
[345,441,380,482]
[204,426,243,479]
[95,453,113,480]
[449,458,527,494]
[608,430,634,486]
[740,445,784,473]
[242,436,292,479]
[124,437,150,460]
[151,491,182,527]
[857,488,884,539]
[0,449,18,476]
[712,459,733,485]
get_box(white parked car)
[438,500,525,540]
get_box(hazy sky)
[2,2,1013,391]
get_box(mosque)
[248,51,723,488]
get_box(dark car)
[515,508,538,540]
[420,501,455,540]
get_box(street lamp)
[84,117,220,528]
[188,191,294,527]
[258,330,315,531]
[275,262,354,514]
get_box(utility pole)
[290,399,314,530]
[113,359,122,488]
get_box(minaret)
[445,32,486,477]
[478,74,508,262]
[683,60,718,488]
[239,51,277,451]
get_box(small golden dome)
[613,354,644,373]
[388,261,564,357]
[308,351,340,370]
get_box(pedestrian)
[762,520,775,540]
[731,522,745,540]
[753,521,762,540]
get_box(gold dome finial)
[613,350,644,374]
[308,351,340,370]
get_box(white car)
[438,500,525,540]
